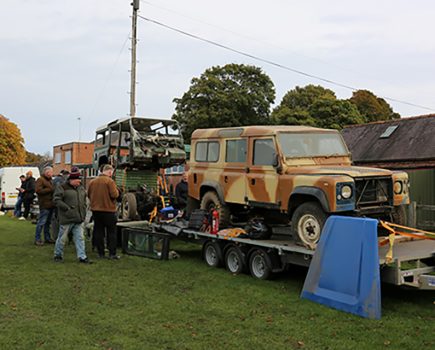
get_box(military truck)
[93,117,186,219]
[187,125,409,248]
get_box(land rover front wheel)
[291,202,327,249]
[200,191,230,228]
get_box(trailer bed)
[118,221,435,289]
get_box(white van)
[0,166,40,210]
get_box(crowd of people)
[13,164,122,264]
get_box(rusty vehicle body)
[188,125,410,248]
[93,117,186,219]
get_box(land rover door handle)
[224,176,228,183]
[245,167,250,173]
[251,178,256,185]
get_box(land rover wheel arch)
[200,191,231,228]
[291,201,328,249]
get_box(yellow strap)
[149,206,157,224]
[385,233,396,264]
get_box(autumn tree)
[272,85,365,129]
[173,64,275,143]
[0,114,26,167]
[349,90,400,122]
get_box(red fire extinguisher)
[211,208,219,235]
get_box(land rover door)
[246,137,280,208]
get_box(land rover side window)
[195,141,220,162]
[253,139,275,166]
[226,139,247,163]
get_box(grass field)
[0,215,434,350]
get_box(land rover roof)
[191,125,338,139]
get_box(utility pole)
[129,0,140,117]
[77,117,81,142]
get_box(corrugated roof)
[341,114,435,164]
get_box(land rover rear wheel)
[291,202,327,249]
[200,191,230,228]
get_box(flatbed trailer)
[117,221,435,290]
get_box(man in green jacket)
[53,167,91,263]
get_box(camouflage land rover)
[188,125,409,248]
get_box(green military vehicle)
[187,125,409,248]
[93,117,186,219]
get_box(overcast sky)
[1,0,435,154]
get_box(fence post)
[407,201,417,228]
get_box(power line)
[138,15,434,112]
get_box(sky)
[1,0,435,155]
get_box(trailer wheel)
[203,241,223,268]
[249,249,273,280]
[291,201,327,249]
[225,246,245,275]
[121,193,137,220]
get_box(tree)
[272,84,365,129]
[172,64,275,143]
[25,151,51,165]
[0,114,26,167]
[308,98,366,130]
[349,90,400,122]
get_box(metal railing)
[407,202,435,230]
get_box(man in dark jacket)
[87,164,120,260]
[14,175,26,218]
[53,167,91,263]
[34,166,55,246]
[22,170,36,219]
[175,172,188,210]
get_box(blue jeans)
[54,223,87,260]
[14,197,23,217]
[35,208,54,242]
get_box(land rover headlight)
[393,181,403,194]
[341,185,352,199]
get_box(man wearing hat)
[53,167,91,263]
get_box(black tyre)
[121,193,137,220]
[249,249,273,280]
[200,191,231,228]
[203,241,223,268]
[291,201,327,249]
[224,245,246,275]
[391,205,407,226]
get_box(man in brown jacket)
[87,164,120,259]
[34,166,55,246]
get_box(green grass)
[0,215,434,350]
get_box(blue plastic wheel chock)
[300,216,381,319]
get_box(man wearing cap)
[87,164,120,259]
[34,166,55,245]
[53,167,91,263]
